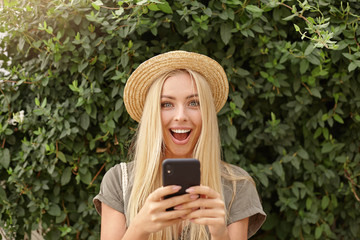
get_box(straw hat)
[123,50,229,122]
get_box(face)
[161,71,202,159]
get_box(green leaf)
[220,23,232,45]
[48,204,61,216]
[0,187,8,202]
[80,112,90,130]
[35,97,40,106]
[342,53,355,61]
[0,148,10,169]
[121,54,129,68]
[115,99,123,111]
[321,113,328,121]
[313,127,322,139]
[115,7,124,16]
[321,196,330,209]
[283,14,296,21]
[321,142,334,154]
[294,23,300,32]
[78,61,88,73]
[272,161,284,178]
[333,114,344,124]
[80,170,92,185]
[348,62,357,72]
[148,3,160,11]
[323,128,329,140]
[92,3,100,11]
[297,148,309,159]
[315,225,323,239]
[107,119,116,129]
[304,44,315,56]
[300,59,309,74]
[92,0,103,10]
[227,125,237,140]
[57,151,67,163]
[306,197,312,210]
[245,5,263,13]
[158,1,173,14]
[311,88,321,98]
[204,8,212,16]
[61,167,72,186]
[41,97,47,108]
[257,172,269,187]
[260,71,269,78]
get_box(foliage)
[1,0,360,239]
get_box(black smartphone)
[162,158,201,201]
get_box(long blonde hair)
[127,69,225,240]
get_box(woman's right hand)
[127,185,199,237]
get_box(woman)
[93,51,266,240]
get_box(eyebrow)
[161,94,199,99]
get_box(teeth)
[172,129,190,134]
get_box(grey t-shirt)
[93,162,266,238]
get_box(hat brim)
[124,50,229,122]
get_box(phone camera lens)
[165,165,173,175]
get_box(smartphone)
[162,158,201,201]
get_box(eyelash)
[189,100,200,107]
[161,102,173,108]
[161,100,200,108]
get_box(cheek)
[161,111,170,125]
[193,112,202,132]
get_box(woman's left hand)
[174,186,229,240]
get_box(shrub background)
[1,0,360,239]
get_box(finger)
[149,185,182,201]
[174,198,224,210]
[184,208,225,220]
[189,217,225,226]
[160,208,193,221]
[185,186,220,199]
[161,193,200,210]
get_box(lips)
[171,129,191,142]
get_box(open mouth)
[171,129,191,141]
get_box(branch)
[279,2,325,46]
[344,168,360,202]
[301,82,312,95]
[89,162,106,186]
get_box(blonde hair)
[126,69,244,239]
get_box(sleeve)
[225,166,266,238]
[93,164,124,216]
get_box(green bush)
[1,0,359,239]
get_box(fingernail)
[186,188,194,193]
[174,205,182,210]
[190,194,198,199]
[172,186,181,191]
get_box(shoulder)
[102,161,134,186]
[221,162,257,201]
[221,162,251,177]
[104,161,134,175]
[221,162,254,185]
[221,162,267,237]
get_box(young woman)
[93,51,266,240]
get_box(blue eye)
[189,100,200,107]
[161,102,173,108]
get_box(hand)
[174,186,229,239]
[129,185,199,236]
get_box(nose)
[174,105,188,122]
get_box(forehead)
[161,71,198,95]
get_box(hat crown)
[124,50,229,122]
